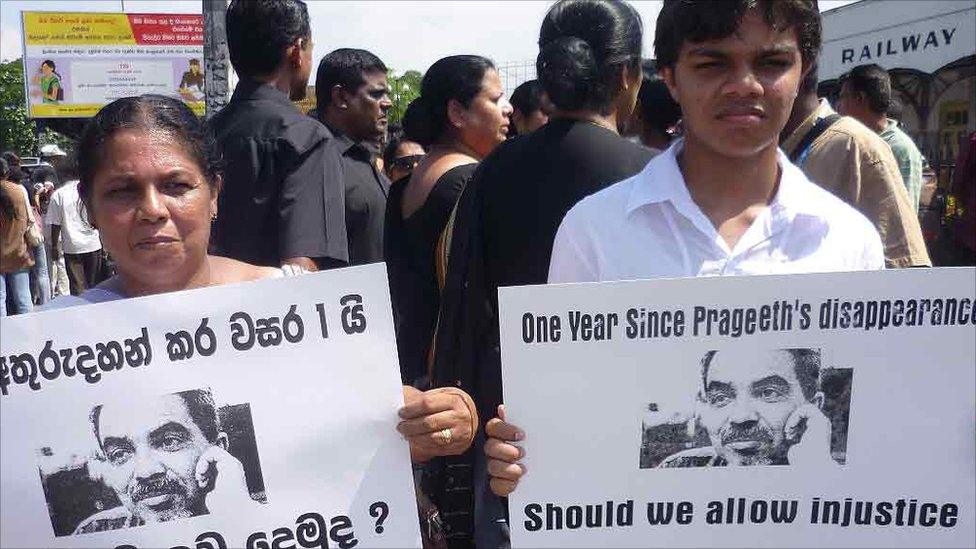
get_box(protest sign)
[21,12,205,118]
[498,268,975,548]
[1,264,420,548]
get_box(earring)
[211,212,218,220]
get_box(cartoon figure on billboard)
[178,59,205,103]
[31,60,63,104]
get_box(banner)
[498,268,975,548]
[0,264,420,548]
[21,12,205,118]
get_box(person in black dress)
[428,1,653,545]
[385,55,512,387]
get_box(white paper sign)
[0,264,420,549]
[499,268,976,548]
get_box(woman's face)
[88,129,216,290]
[40,63,53,76]
[457,68,512,158]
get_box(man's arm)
[278,134,348,270]
[50,225,62,259]
[47,191,63,259]
[855,139,930,267]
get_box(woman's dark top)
[384,163,477,384]
[428,118,654,545]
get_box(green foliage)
[0,58,75,157]
[387,69,423,128]
[0,59,37,155]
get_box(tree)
[0,59,37,155]
[0,58,75,157]
[387,69,422,128]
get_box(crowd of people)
[1,0,974,546]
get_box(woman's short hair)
[76,95,220,211]
[402,55,495,147]
[536,0,643,114]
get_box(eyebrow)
[688,44,797,59]
[750,375,792,391]
[101,435,132,449]
[148,421,192,441]
[705,380,735,393]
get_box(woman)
[384,55,511,386]
[428,0,650,542]
[43,94,477,465]
[382,131,425,185]
[39,60,62,104]
[1,157,35,316]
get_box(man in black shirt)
[315,49,392,265]
[210,0,347,270]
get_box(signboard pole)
[203,0,232,119]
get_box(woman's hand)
[398,386,478,463]
[485,405,525,497]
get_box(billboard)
[21,12,205,119]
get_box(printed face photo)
[639,348,851,469]
[698,348,821,466]
[37,388,267,536]
[95,393,218,523]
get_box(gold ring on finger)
[438,427,453,445]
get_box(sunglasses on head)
[391,154,424,170]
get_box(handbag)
[25,222,44,247]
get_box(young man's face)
[662,11,804,159]
[698,349,815,465]
[96,395,215,522]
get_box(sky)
[2,0,858,74]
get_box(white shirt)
[548,139,884,283]
[44,181,101,254]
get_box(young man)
[836,63,925,214]
[547,0,883,283]
[488,0,884,497]
[211,0,347,271]
[509,79,549,136]
[781,65,930,267]
[315,49,392,266]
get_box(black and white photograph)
[37,387,267,537]
[639,348,854,469]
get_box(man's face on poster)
[95,395,216,522]
[698,349,815,466]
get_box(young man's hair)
[226,0,311,78]
[839,63,891,114]
[90,388,222,451]
[315,49,388,110]
[654,0,821,70]
[699,348,822,402]
[510,79,546,116]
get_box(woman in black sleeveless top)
[384,55,512,385]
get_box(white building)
[819,0,975,171]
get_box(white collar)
[625,137,828,222]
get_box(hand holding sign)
[485,405,526,497]
[195,445,258,514]
[398,386,478,462]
